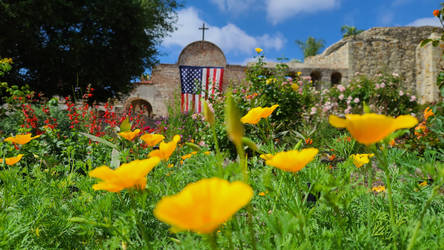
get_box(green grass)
[1,135,443,249]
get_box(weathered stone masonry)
[123,26,442,117]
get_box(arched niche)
[125,98,153,117]
[331,72,342,85]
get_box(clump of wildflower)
[350,153,374,168]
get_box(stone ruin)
[122,26,443,117]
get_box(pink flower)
[410,95,416,102]
[191,113,198,120]
[310,107,317,115]
[338,94,344,100]
[232,89,238,94]
[380,82,386,88]
[345,106,352,114]
[337,85,346,92]
[353,97,360,103]
[347,96,353,101]
[375,84,380,89]
[399,90,404,96]
[199,140,206,146]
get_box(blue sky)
[156,0,441,66]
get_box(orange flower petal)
[266,148,318,172]
[154,177,253,234]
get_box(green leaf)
[184,142,201,151]
[242,137,261,153]
[120,117,131,132]
[79,132,118,150]
[363,102,371,113]
[420,39,432,47]
[110,148,120,169]
[293,139,303,150]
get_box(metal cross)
[198,23,209,41]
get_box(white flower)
[410,95,416,102]
[399,90,404,96]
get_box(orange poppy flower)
[4,134,40,145]
[140,133,165,147]
[265,148,318,172]
[148,135,181,160]
[329,113,417,145]
[154,177,253,234]
[118,129,140,141]
[0,154,24,165]
[89,157,160,192]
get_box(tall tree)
[295,37,325,59]
[341,25,364,38]
[0,0,178,101]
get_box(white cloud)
[407,17,441,27]
[163,7,286,54]
[265,0,340,24]
[210,0,257,13]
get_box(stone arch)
[331,72,342,85]
[178,40,227,67]
[310,71,322,82]
[124,98,153,117]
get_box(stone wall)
[348,26,441,90]
[416,32,443,104]
[304,40,350,69]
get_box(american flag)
[179,66,224,113]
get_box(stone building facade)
[123,26,442,117]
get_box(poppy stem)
[208,231,218,250]
[211,125,221,157]
[407,184,441,250]
[372,146,398,249]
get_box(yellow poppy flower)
[260,153,273,161]
[204,151,211,155]
[4,134,40,145]
[148,135,181,160]
[329,113,418,145]
[181,154,192,160]
[89,157,160,192]
[154,177,253,234]
[350,153,374,168]
[241,104,279,125]
[419,181,428,187]
[372,185,386,193]
[140,133,165,147]
[0,154,24,165]
[291,83,299,91]
[118,129,140,141]
[255,48,263,53]
[265,148,318,172]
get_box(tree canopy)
[0,0,178,101]
[341,25,364,38]
[295,37,325,59]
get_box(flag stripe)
[179,65,224,113]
